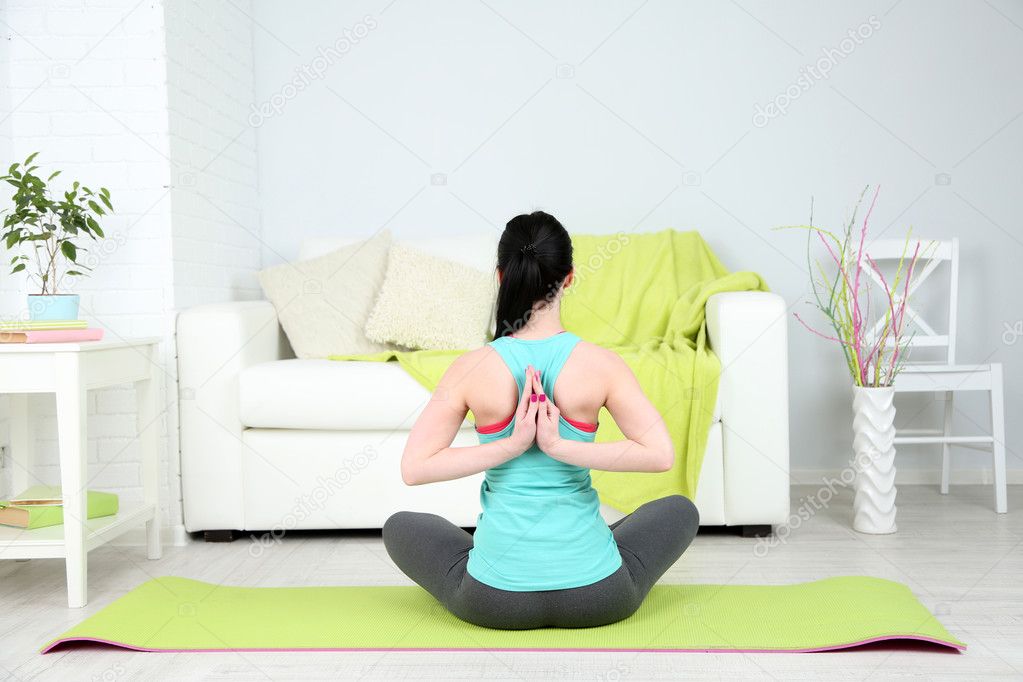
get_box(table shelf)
[0,503,156,560]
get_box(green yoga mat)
[43,576,964,654]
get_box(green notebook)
[0,319,87,331]
[0,486,118,529]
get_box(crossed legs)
[382,494,699,629]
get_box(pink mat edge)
[42,634,966,655]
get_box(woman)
[383,211,699,629]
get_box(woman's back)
[465,331,623,591]
[464,332,609,430]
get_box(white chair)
[862,238,1006,513]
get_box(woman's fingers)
[524,388,539,424]
[516,366,535,418]
[547,397,560,422]
[543,399,560,432]
[530,367,545,402]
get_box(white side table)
[0,337,163,607]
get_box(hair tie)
[520,242,537,255]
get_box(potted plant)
[785,187,926,534]
[0,152,112,320]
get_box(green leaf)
[47,170,61,181]
[24,152,39,166]
[87,200,104,215]
[8,163,18,174]
[11,263,25,273]
[99,194,113,210]
[60,241,77,261]
[66,270,85,276]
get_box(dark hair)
[494,211,573,338]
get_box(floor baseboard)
[791,468,1023,486]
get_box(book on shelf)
[0,486,119,529]
[0,319,88,331]
[0,328,104,344]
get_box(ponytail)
[494,212,573,337]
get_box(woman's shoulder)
[440,346,509,409]
[568,339,630,377]
[444,344,504,379]
[557,339,625,411]
[571,338,624,362]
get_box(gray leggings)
[382,494,699,629]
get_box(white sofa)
[176,235,790,539]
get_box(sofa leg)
[203,530,237,543]
[740,524,772,538]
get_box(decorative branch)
[778,186,926,388]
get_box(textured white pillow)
[366,243,497,350]
[258,230,393,358]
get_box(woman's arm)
[400,356,542,485]
[534,354,674,473]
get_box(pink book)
[0,328,104,344]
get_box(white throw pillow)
[258,230,393,358]
[365,243,497,350]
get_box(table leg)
[55,353,88,608]
[9,394,34,495]
[137,351,163,560]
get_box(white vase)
[851,385,898,534]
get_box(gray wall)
[251,0,1023,478]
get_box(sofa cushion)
[239,359,722,431]
[365,243,497,351]
[299,232,499,272]
[257,230,393,359]
[239,359,442,431]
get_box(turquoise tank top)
[466,331,623,592]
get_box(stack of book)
[0,486,119,529]
[0,319,104,344]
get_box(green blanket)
[331,230,766,512]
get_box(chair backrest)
[859,237,958,365]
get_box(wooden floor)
[2,484,1021,681]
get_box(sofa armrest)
[706,292,790,526]
[177,300,286,532]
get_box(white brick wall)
[0,0,11,497]
[165,0,261,309]
[160,0,261,533]
[0,0,262,537]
